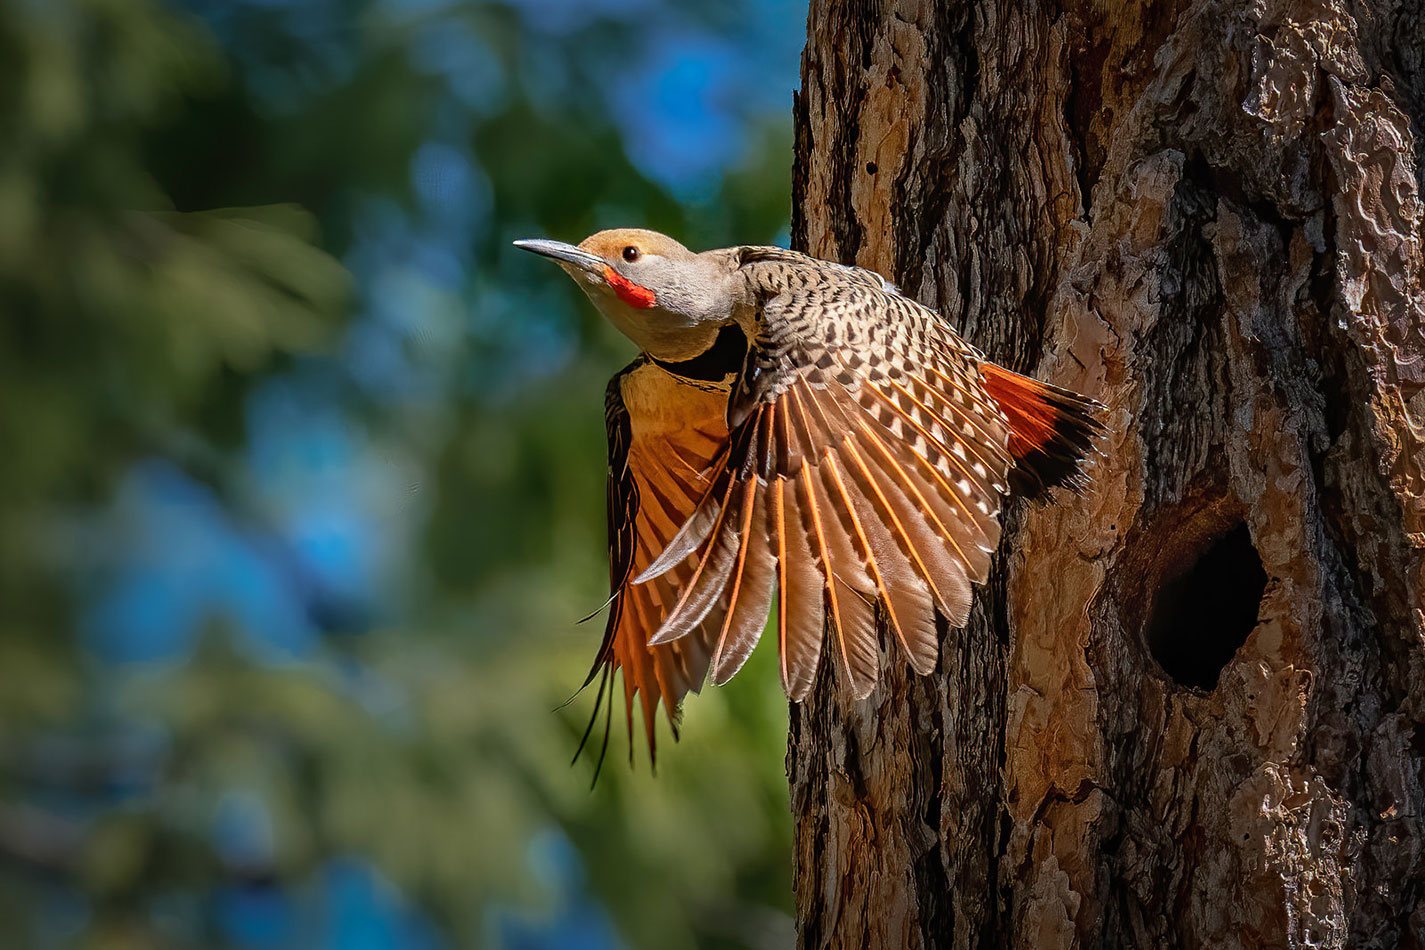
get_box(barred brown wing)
[639,251,1014,701]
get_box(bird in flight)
[516,229,1105,772]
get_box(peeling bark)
[788,0,1425,947]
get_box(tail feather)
[980,363,1107,500]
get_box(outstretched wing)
[583,250,1105,768]
[579,359,731,772]
[639,248,1016,702]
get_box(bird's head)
[514,228,738,362]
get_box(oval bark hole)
[1146,523,1267,689]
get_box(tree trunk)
[787,0,1425,946]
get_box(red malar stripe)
[604,266,656,308]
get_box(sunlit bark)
[789,1,1425,945]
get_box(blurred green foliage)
[0,0,801,947]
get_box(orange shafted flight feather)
[514,228,1108,772]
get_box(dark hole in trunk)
[1146,523,1267,690]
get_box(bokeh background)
[0,0,808,946]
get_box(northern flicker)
[516,229,1105,769]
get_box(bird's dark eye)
[622,246,641,263]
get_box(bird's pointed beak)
[513,239,604,273]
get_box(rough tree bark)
[787,1,1425,946]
